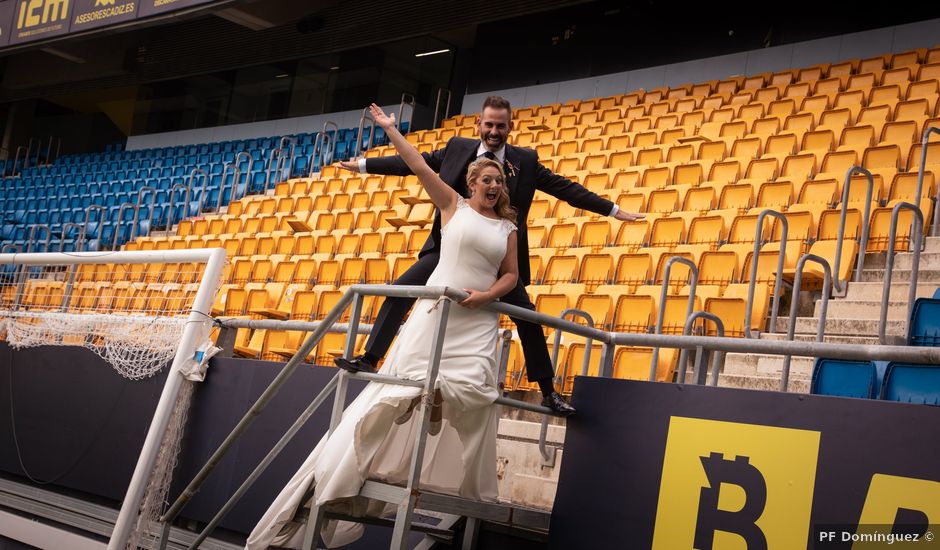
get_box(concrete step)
[718,372,809,393]
[895,252,940,270]
[842,281,937,301]
[818,299,914,320]
[774,316,906,336]
[495,418,564,510]
[758,332,881,345]
[857,268,940,283]
[723,352,814,377]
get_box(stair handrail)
[111,202,139,250]
[136,186,157,240]
[216,162,241,210]
[355,107,377,158]
[278,135,297,175]
[45,136,61,165]
[25,137,39,169]
[81,205,107,247]
[650,256,698,381]
[879,202,924,345]
[398,93,416,132]
[234,151,254,196]
[26,224,52,253]
[187,168,209,214]
[433,88,452,129]
[676,311,725,386]
[313,121,339,174]
[832,165,875,294]
[165,183,192,229]
[781,254,832,392]
[263,148,287,194]
[11,146,26,177]
[744,209,788,337]
[58,223,84,252]
[914,126,940,235]
[541,308,594,465]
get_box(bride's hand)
[458,289,493,310]
[369,103,396,130]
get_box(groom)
[335,95,642,415]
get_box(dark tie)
[482,151,497,161]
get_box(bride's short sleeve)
[501,219,518,235]
[456,196,470,209]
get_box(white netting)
[1,310,187,380]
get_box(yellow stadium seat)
[543,255,579,284]
[698,250,739,287]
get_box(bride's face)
[470,166,506,211]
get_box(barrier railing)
[310,121,339,175]
[676,311,725,386]
[216,162,241,210]
[745,209,787,337]
[234,151,254,197]
[832,166,875,294]
[879,202,924,344]
[11,145,26,177]
[81,205,107,248]
[355,107,377,157]
[781,254,832,391]
[26,224,52,253]
[263,148,288,193]
[398,93,416,132]
[165,183,192,229]
[187,168,209,213]
[433,88,452,128]
[650,256,698,381]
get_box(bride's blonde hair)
[467,158,517,224]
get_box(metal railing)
[26,137,39,169]
[263,148,288,193]
[234,151,254,197]
[433,88,452,128]
[832,166,875,294]
[279,136,297,175]
[81,205,107,248]
[26,224,52,253]
[45,136,61,165]
[744,209,787,337]
[188,168,209,214]
[355,107,377,157]
[650,256,698,380]
[58,223,84,252]
[914,126,940,236]
[165,183,192,229]
[540,308,594,466]
[11,146,26,177]
[879,202,924,344]
[676,311,725,386]
[216,163,240,210]
[781,254,832,391]
[309,121,339,176]
[398,93,416,132]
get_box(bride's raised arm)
[368,103,459,221]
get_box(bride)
[246,103,519,549]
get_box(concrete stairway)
[720,236,940,393]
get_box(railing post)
[781,254,831,392]
[188,168,209,214]
[398,93,416,132]
[26,224,52,253]
[264,148,286,194]
[216,162,241,210]
[59,223,86,311]
[12,146,26,177]
[111,202,138,249]
[915,126,940,235]
[879,202,924,344]
[355,107,377,158]
[81,205,107,251]
[540,308,593,466]
[650,256,698,381]
[165,183,193,229]
[433,88,452,128]
[278,136,297,177]
[832,166,874,294]
[135,186,157,241]
[676,311,725,385]
[745,210,787,337]
[496,329,512,392]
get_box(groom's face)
[478,107,512,152]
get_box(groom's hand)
[337,160,360,172]
[614,210,646,222]
[459,289,493,310]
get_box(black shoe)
[541,391,576,416]
[334,354,376,374]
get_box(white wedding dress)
[247,198,517,549]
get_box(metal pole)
[107,248,226,550]
[914,127,940,235]
[540,309,592,465]
[398,93,416,132]
[12,146,26,177]
[650,256,698,381]
[264,148,286,194]
[327,293,363,436]
[355,107,377,158]
[780,254,831,392]
[433,88,452,128]
[234,151,254,200]
[744,210,787,337]
[135,186,156,241]
[111,202,138,250]
[188,168,209,214]
[879,202,924,344]
[216,163,240,210]
[389,299,452,550]
[677,311,724,384]
[832,166,874,294]
[166,183,192,229]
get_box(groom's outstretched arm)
[533,160,616,215]
[360,141,449,176]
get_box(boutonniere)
[504,160,518,178]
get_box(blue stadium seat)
[811,359,880,399]
[933,287,940,299]
[908,298,940,347]
[880,363,940,405]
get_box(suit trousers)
[364,252,554,382]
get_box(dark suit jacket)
[365,136,615,285]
